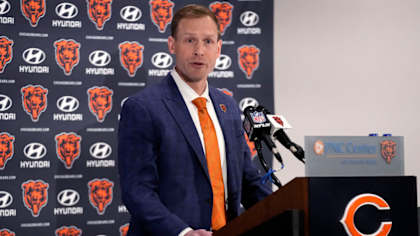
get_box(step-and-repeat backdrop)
[0,0,273,235]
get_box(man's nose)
[193,42,205,56]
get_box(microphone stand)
[254,140,282,188]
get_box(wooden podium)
[214,176,418,236]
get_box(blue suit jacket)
[118,74,271,236]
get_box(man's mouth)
[191,62,205,66]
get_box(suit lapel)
[162,76,241,196]
[162,75,210,181]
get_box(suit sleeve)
[118,98,188,235]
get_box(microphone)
[243,106,284,167]
[265,114,305,163]
[243,106,270,142]
[274,129,305,163]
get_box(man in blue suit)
[118,4,271,236]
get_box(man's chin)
[179,71,209,83]
[182,76,206,83]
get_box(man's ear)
[216,39,222,57]
[168,36,175,54]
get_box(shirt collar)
[171,69,210,104]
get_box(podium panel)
[215,176,418,236]
[308,177,417,235]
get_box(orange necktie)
[192,97,226,230]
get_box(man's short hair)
[171,4,221,40]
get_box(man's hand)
[185,229,213,236]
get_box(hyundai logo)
[215,54,232,70]
[23,143,47,160]
[57,189,80,207]
[0,0,11,15]
[151,52,172,69]
[55,2,78,19]
[22,48,46,65]
[0,191,13,208]
[0,94,12,112]
[240,11,259,27]
[120,5,142,22]
[89,50,111,67]
[239,97,259,112]
[89,142,112,159]
[57,96,79,113]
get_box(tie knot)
[192,97,207,110]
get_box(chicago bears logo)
[87,0,112,30]
[0,132,14,170]
[341,193,392,236]
[21,84,48,122]
[0,229,15,236]
[219,104,226,113]
[54,39,80,76]
[210,2,233,35]
[21,179,49,217]
[87,86,113,122]
[119,41,143,77]
[55,226,82,236]
[238,45,260,79]
[120,224,129,236]
[21,0,46,27]
[381,140,396,164]
[55,132,81,169]
[149,0,174,33]
[88,178,113,215]
[0,36,13,73]
[273,116,284,126]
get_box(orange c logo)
[340,193,392,236]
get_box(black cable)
[254,140,282,188]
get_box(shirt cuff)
[178,227,193,236]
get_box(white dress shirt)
[171,70,228,235]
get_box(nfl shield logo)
[251,111,266,124]
[380,140,396,164]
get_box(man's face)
[168,16,222,83]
